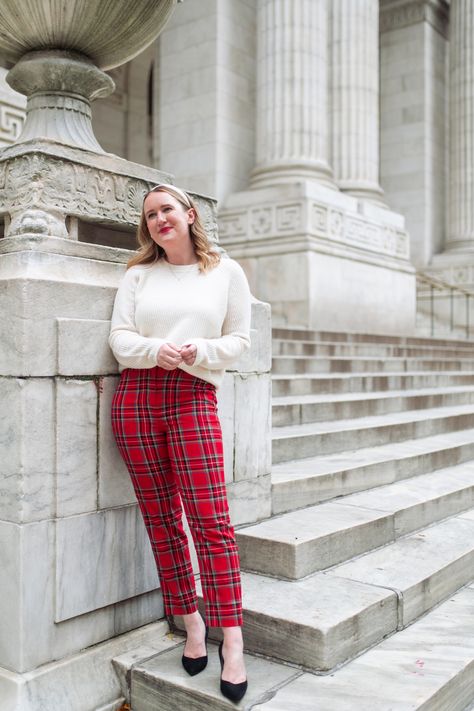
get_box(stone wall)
[0,139,271,706]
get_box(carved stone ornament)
[0,102,25,146]
[0,151,218,242]
[219,199,410,261]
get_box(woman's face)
[143,190,195,253]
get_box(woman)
[109,183,250,702]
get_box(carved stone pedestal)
[0,141,271,710]
[220,182,416,335]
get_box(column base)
[250,160,336,190]
[339,180,387,208]
[219,180,416,335]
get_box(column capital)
[380,0,449,37]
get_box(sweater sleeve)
[109,267,165,369]
[186,260,252,370]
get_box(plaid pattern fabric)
[111,366,242,627]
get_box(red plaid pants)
[111,366,242,627]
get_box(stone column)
[251,0,333,188]
[446,0,474,250]
[330,0,384,203]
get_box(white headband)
[149,183,192,207]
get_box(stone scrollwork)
[0,152,219,244]
[0,153,153,233]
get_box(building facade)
[3,0,471,335]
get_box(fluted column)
[447,0,474,250]
[251,0,333,188]
[331,0,383,202]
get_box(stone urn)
[0,0,177,151]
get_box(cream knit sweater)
[109,257,251,388]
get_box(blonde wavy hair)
[127,183,220,272]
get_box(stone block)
[239,572,398,671]
[112,622,179,703]
[0,262,120,376]
[0,621,171,711]
[57,318,118,375]
[227,473,271,526]
[332,515,474,627]
[20,524,161,673]
[233,373,271,481]
[0,518,56,673]
[252,586,474,711]
[0,520,21,671]
[56,378,98,517]
[55,505,160,622]
[98,375,136,509]
[234,298,272,373]
[0,377,55,523]
[237,502,395,579]
[132,643,300,711]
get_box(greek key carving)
[0,103,25,145]
[219,211,247,240]
[276,204,301,232]
[328,209,344,238]
[312,205,328,233]
[218,199,409,260]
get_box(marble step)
[251,584,474,711]
[272,326,474,348]
[272,428,474,514]
[272,355,474,375]
[128,585,474,710]
[236,511,474,671]
[272,385,474,426]
[273,338,474,358]
[237,464,474,579]
[130,639,301,711]
[271,371,474,396]
[272,404,474,463]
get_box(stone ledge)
[0,621,171,711]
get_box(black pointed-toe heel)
[218,641,248,703]
[182,626,209,676]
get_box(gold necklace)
[164,260,199,283]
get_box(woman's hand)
[157,343,182,370]
[180,344,197,366]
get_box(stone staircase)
[117,327,474,710]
